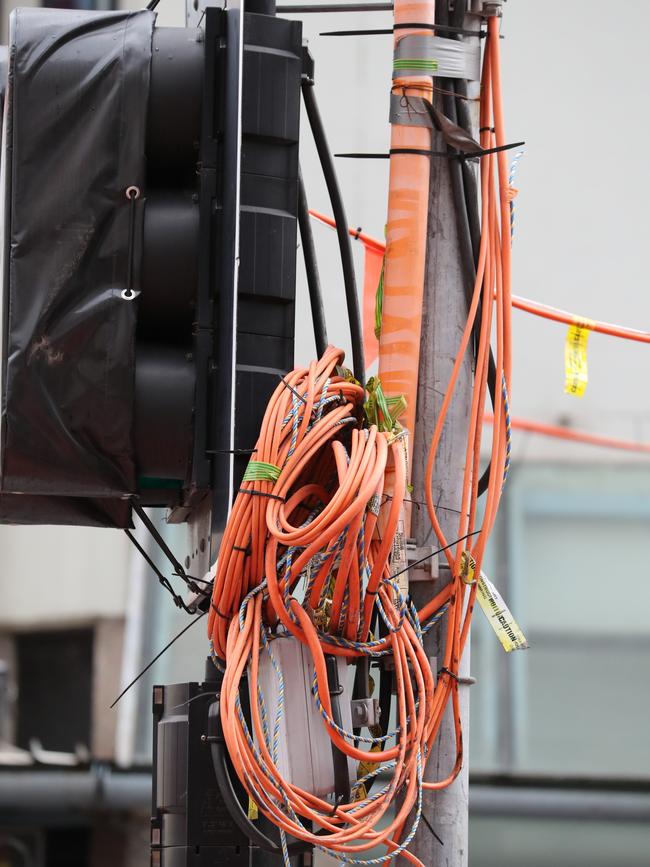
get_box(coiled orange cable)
[207,19,513,865]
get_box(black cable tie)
[233,544,252,555]
[237,488,286,502]
[320,24,485,37]
[213,448,257,455]
[438,666,460,682]
[125,529,193,612]
[277,373,308,405]
[354,226,362,240]
[320,28,392,36]
[480,126,495,133]
[327,794,346,817]
[211,602,230,620]
[456,141,526,159]
[421,813,445,846]
[393,22,486,37]
[133,503,190,584]
[337,141,525,161]
[365,588,378,596]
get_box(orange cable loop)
[208,20,515,863]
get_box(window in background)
[470,817,650,867]
[470,463,650,779]
[45,828,89,867]
[16,628,93,753]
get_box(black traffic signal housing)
[0,5,301,539]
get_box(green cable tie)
[393,59,439,71]
[374,255,385,341]
[364,376,407,434]
[242,460,281,482]
[386,394,407,421]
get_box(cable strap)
[389,93,433,128]
[243,460,282,482]
[393,35,481,81]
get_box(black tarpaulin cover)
[0,8,154,526]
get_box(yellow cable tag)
[460,550,476,585]
[461,551,528,652]
[564,320,594,397]
[353,724,383,802]
[248,797,259,821]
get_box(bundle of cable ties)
[207,14,513,865]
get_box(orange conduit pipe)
[485,413,650,455]
[377,0,436,442]
[509,295,650,344]
[308,210,384,256]
[310,213,650,348]
[208,21,514,866]
[309,210,385,368]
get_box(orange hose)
[311,212,650,349]
[485,413,650,455]
[376,0,436,446]
[207,20,516,865]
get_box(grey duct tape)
[393,35,481,80]
[389,93,433,128]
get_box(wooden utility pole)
[408,4,484,864]
[408,143,473,864]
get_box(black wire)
[301,80,365,386]
[208,702,312,856]
[110,611,207,708]
[326,655,352,803]
[298,167,328,357]
[132,502,202,591]
[431,0,496,497]
[124,529,194,614]
[390,528,481,586]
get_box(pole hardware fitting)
[406,539,440,582]
[472,0,504,17]
[301,44,315,86]
[438,668,476,686]
[350,697,381,728]
[152,685,164,710]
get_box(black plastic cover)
[151,680,249,865]
[0,9,154,515]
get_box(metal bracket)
[350,697,381,728]
[301,43,315,85]
[406,539,440,582]
[470,0,505,17]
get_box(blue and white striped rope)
[334,749,423,865]
[508,149,525,242]
[350,760,397,794]
[420,602,449,635]
[501,371,512,489]
[310,670,402,745]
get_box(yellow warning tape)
[564,319,594,397]
[461,551,528,652]
[248,797,259,820]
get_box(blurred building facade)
[0,1,649,866]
